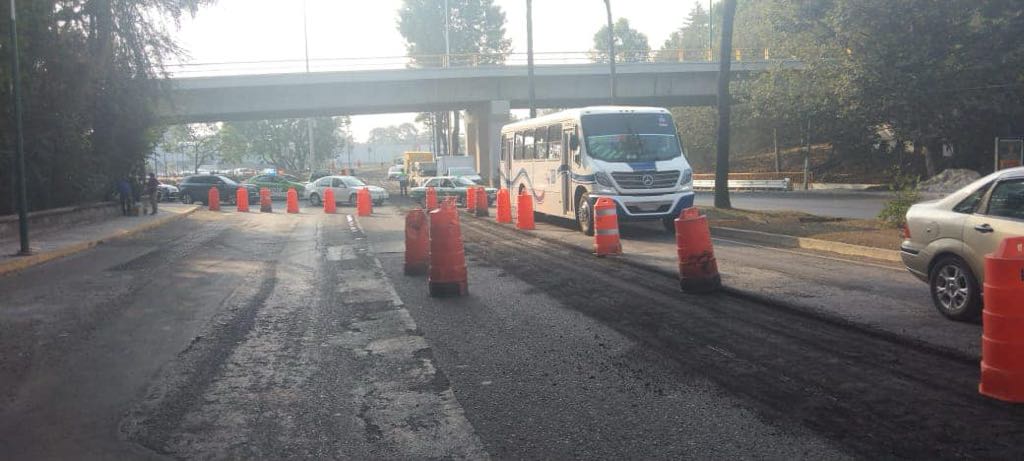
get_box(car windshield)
[343,177,367,187]
[453,177,477,186]
[217,176,239,186]
[582,113,682,163]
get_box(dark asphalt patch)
[457,216,1024,459]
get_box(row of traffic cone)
[205,186,375,216]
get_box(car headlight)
[593,172,617,193]
[679,169,692,187]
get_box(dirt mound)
[918,169,981,193]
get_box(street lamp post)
[603,0,616,105]
[526,0,536,119]
[9,0,30,255]
[302,0,315,171]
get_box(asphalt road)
[3,188,1023,459]
[694,190,893,219]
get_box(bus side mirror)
[569,134,580,151]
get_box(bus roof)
[501,106,672,133]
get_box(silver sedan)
[901,167,1024,321]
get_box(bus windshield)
[582,113,682,163]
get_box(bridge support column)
[466,100,509,187]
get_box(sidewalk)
[0,203,199,276]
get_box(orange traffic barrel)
[980,237,1024,402]
[516,192,534,230]
[286,187,300,214]
[208,187,220,211]
[466,185,477,211]
[236,187,249,212]
[426,187,438,210]
[675,207,721,293]
[259,187,272,213]
[475,187,489,217]
[357,187,372,216]
[428,200,468,297]
[593,197,622,256]
[404,208,430,276]
[323,187,336,214]
[496,189,512,224]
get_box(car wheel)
[929,255,982,321]
[181,192,193,204]
[577,194,594,236]
[662,217,676,234]
[310,193,321,206]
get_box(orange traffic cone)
[516,192,534,230]
[593,197,622,256]
[236,187,249,212]
[980,236,1024,402]
[465,185,477,211]
[208,187,220,211]
[323,188,336,214]
[425,187,438,210]
[495,189,512,224]
[286,187,299,213]
[404,208,430,276]
[357,187,372,216]
[259,187,272,213]
[428,200,468,297]
[474,186,489,217]
[675,207,721,293]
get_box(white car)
[306,175,388,206]
[387,166,405,181]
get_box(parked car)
[244,173,307,199]
[305,175,388,206]
[156,182,179,202]
[901,166,1024,321]
[387,165,405,181]
[447,166,483,185]
[409,176,497,206]
[177,174,256,205]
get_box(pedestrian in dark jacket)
[144,173,160,215]
[117,177,134,216]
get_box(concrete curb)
[709,226,902,263]
[0,206,200,277]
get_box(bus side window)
[500,134,509,161]
[535,127,548,160]
[524,131,535,160]
[548,125,562,161]
[514,132,524,160]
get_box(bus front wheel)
[577,195,594,236]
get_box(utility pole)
[526,0,536,118]
[9,0,30,255]
[603,0,616,105]
[713,0,736,209]
[303,0,315,171]
[708,0,714,61]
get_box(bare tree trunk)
[451,111,460,156]
[713,0,738,209]
[773,127,780,173]
[923,140,940,178]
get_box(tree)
[591,18,651,63]
[714,0,738,209]
[161,124,222,174]
[0,0,212,214]
[397,0,511,67]
[217,117,350,172]
[656,3,711,62]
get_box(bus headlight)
[594,172,616,193]
[679,169,692,188]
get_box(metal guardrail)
[694,171,810,185]
[164,48,784,78]
[693,178,793,191]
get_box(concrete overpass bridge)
[159,59,797,183]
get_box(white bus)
[499,106,694,235]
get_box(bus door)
[561,126,574,214]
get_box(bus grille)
[611,170,679,189]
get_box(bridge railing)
[164,48,784,78]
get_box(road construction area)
[2,176,1023,459]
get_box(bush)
[877,169,920,228]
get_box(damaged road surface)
[4,202,1024,459]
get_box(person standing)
[144,173,160,215]
[398,172,409,197]
[117,177,134,216]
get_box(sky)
[170,0,702,141]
